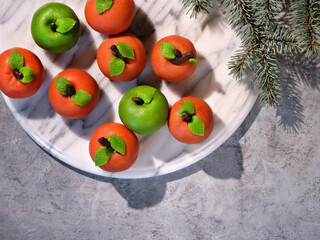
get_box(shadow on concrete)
[48,99,261,209]
[276,54,320,133]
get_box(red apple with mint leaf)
[0,47,44,98]
[168,97,214,144]
[48,69,99,119]
[85,0,136,35]
[89,122,139,172]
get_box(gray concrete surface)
[0,55,320,239]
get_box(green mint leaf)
[189,58,199,67]
[55,18,77,34]
[160,42,176,59]
[188,115,205,136]
[18,67,35,83]
[109,56,125,76]
[110,49,116,55]
[117,42,135,60]
[71,90,92,106]
[96,0,113,14]
[137,86,157,104]
[94,146,113,166]
[55,77,73,95]
[179,100,195,116]
[108,135,126,155]
[9,49,24,70]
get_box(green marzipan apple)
[119,85,169,135]
[31,3,81,53]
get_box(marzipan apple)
[31,3,81,53]
[118,85,169,135]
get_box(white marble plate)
[1,0,256,178]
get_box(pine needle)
[182,0,214,18]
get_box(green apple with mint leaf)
[119,85,169,135]
[31,2,81,53]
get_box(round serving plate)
[0,0,256,178]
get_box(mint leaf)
[117,42,135,60]
[55,77,73,95]
[9,49,24,70]
[108,135,126,155]
[71,90,92,106]
[188,115,205,136]
[179,100,195,116]
[161,42,176,59]
[109,56,125,76]
[189,58,199,67]
[94,146,113,166]
[18,67,35,83]
[55,18,77,34]
[96,0,113,14]
[137,86,157,104]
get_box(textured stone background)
[1,54,320,239]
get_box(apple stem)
[173,49,182,58]
[132,97,144,105]
[13,70,23,79]
[170,51,194,65]
[110,45,127,63]
[66,85,76,97]
[182,113,193,122]
[50,22,57,32]
[98,137,112,148]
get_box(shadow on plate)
[127,7,156,47]
[136,62,163,89]
[150,113,226,166]
[111,6,158,93]
[201,1,229,33]
[9,69,56,120]
[65,25,97,70]
[62,87,114,140]
[45,24,96,70]
[165,53,223,99]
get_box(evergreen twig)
[221,0,284,106]
[221,0,261,46]
[290,0,320,57]
[182,0,320,107]
[253,0,282,28]
[264,26,300,55]
[182,0,214,18]
[228,43,255,80]
[255,49,281,106]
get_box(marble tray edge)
[3,90,257,179]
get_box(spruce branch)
[228,43,256,80]
[290,0,320,57]
[264,26,300,55]
[180,0,319,107]
[220,0,282,106]
[221,0,262,46]
[255,49,281,106]
[182,0,214,18]
[253,0,282,28]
